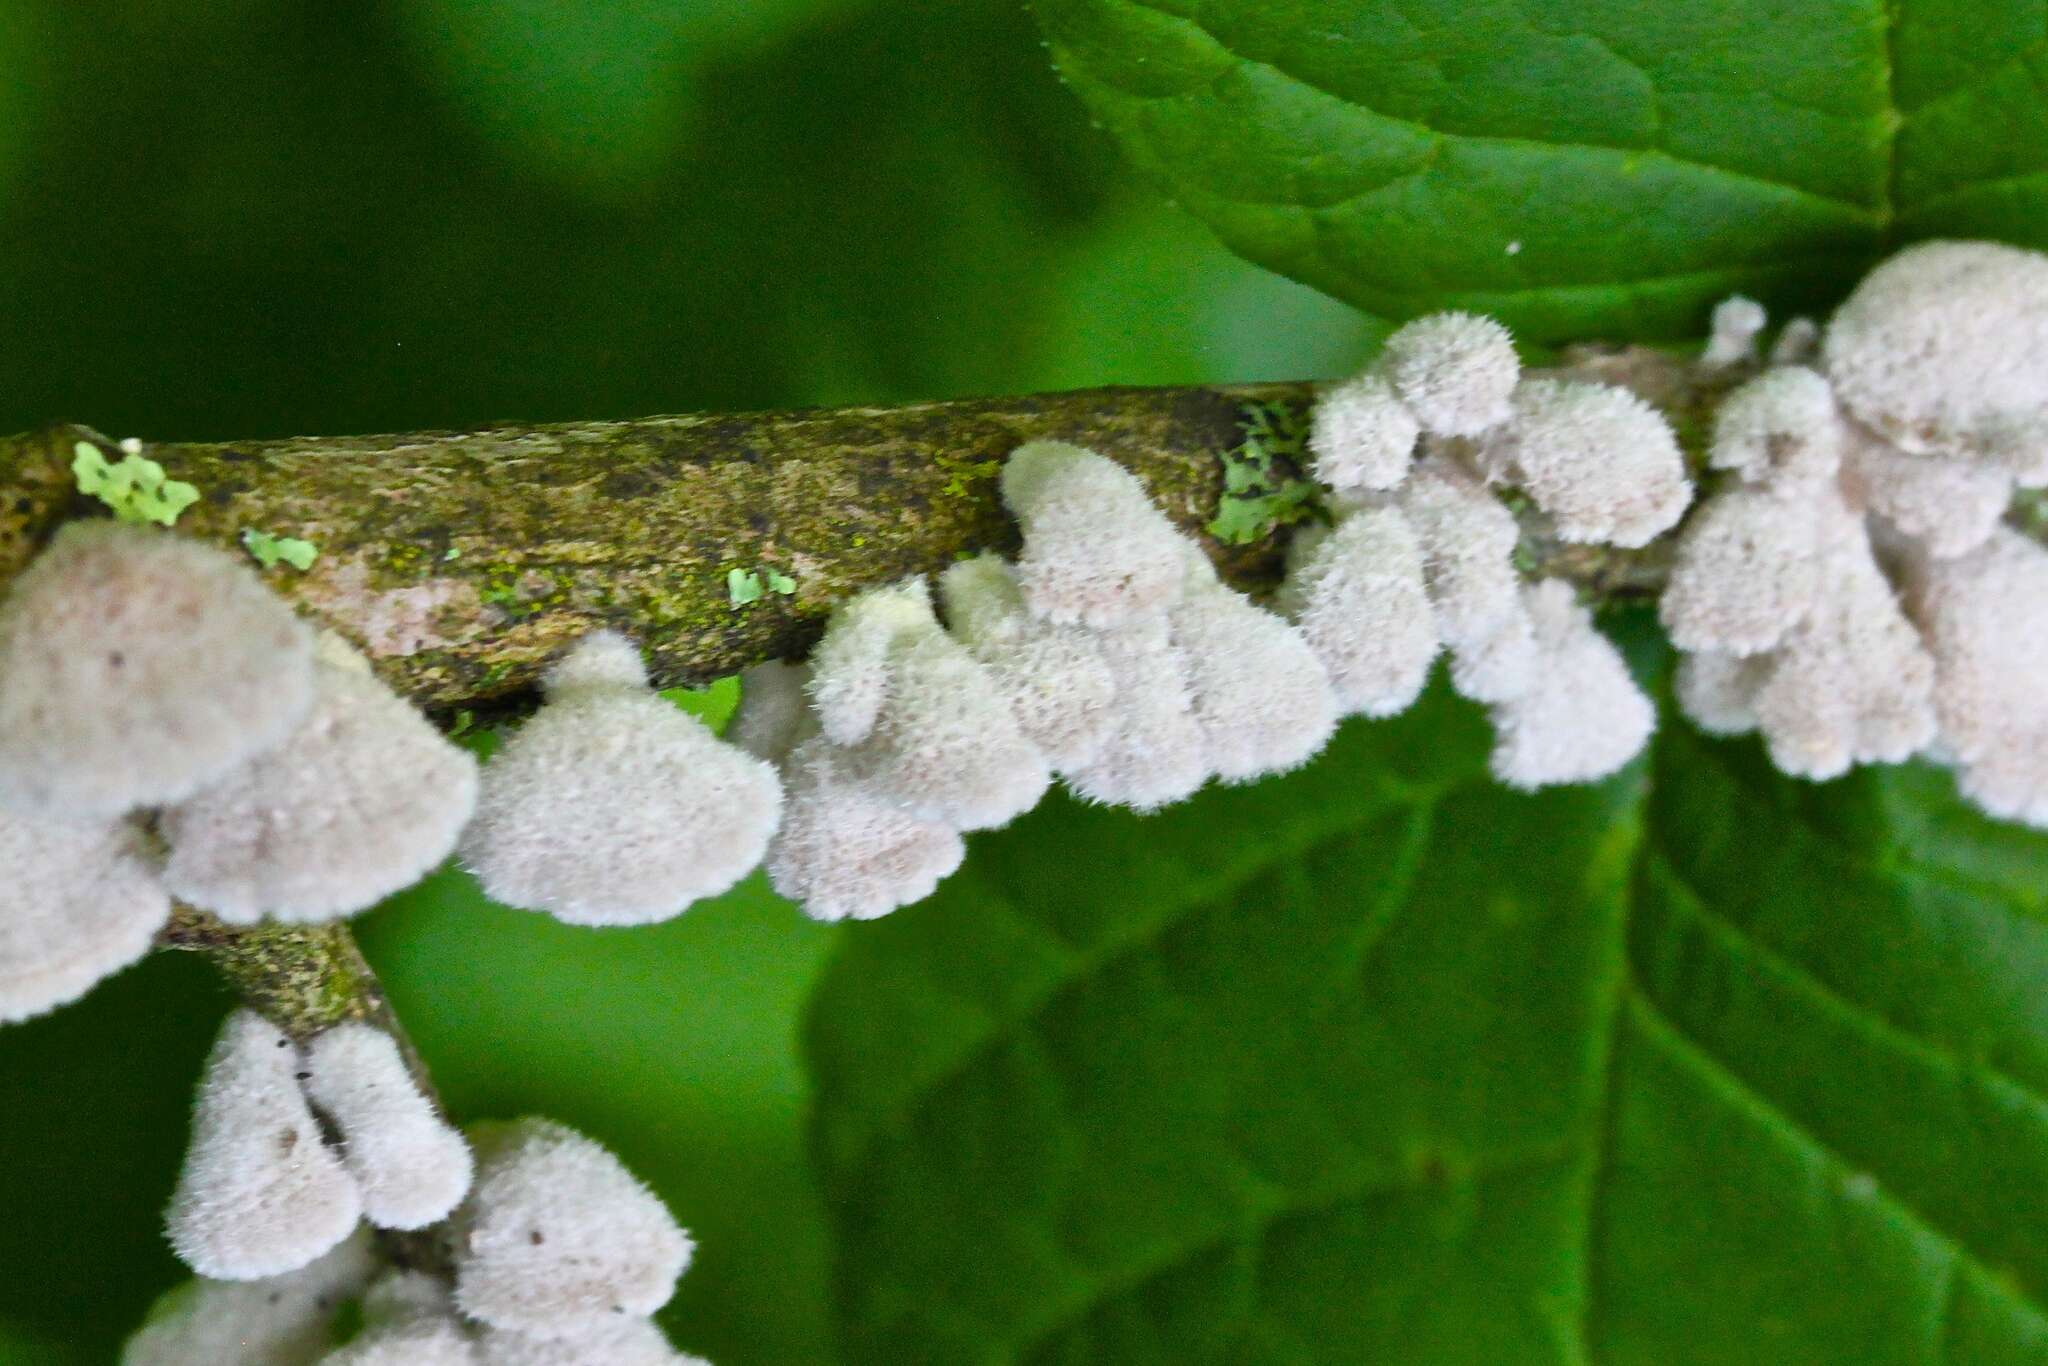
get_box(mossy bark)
[0,348,1728,721]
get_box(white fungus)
[1905,529,2048,825]
[1821,239,2048,462]
[453,1118,691,1340]
[0,520,316,818]
[727,660,812,766]
[160,644,478,924]
[317,1271,476,1366]
[1701,295,1768,368]
[1379,311,1520,436]
[1275,505,1439,717]
[1674,650,1769,736]
[1750,515,1937,780]
[808,578,1050,830]
[1708,366,1844,488]
[765,735,965,922]
[474,1319,706,1365]
[302,1022,472,1231]
[1842,426,2013,559]
[121,1229,377,1366]
[939,553,1119,770]
[0,808,169,1025]
[1488,580,1655,789]
[1306,370,1421,491]
[1397,456,1536,704]
[166,1010,363,1281]
[1167,549,1336,783]
[1000,440,1189,626]
[460,632,783,927]
[1061,614,1212,810]
[1770,317,1821,366]
[1659,488,1822,656]
[1483,378,1691,547]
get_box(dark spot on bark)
[601,469,661,500]
[107,652,123,670]
[279,1127,300,1155]
[529,1229,545,1245]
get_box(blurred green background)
[0,1,1377,1362]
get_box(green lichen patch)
[728,565,797,608]
[72,441,200,526]
[242,528,319,571]
[1206,400,1320,545]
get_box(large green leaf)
[1033,0,2048,341]
[805,681,2048,1361]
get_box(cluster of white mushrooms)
[1665,240,2048,824]
[2,236,2046,1361]
[132,1019,698,1364]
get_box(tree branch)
[0,346,1729,722]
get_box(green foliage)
[240,527,318,571]
[806,675,2048,1361]
[71,441,199,527]
[1205,398,1320,545]
[1035,0,2048,341]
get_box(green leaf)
[1034,0,2048,341]
[804,682,2048,1361]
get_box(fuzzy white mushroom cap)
[1275,505,1440,717]
[474,1319,706,1365]
[939,553,1119,771]
[811,579,1050,830]
[1488,581,1655,789]
[1659,488,1823,656]
[1843,425,2013,559]
[1380,312,1520,436]
[160,655,478,924]
[1708,366,1844,488]
[1822,239,2048,462]
[539,629,649,698]
[461,634,783,926]
[802,578,933,746]
[727,660,812,766]
[765,735,965,922]
[0,521,316,818]
[1397,456,1536,704]
[0,808,170,1024]
[1701,295,1768,368]
[1061,613,1211,811]
[302,1023,472,1230]
[166,1010,364,1281]
[1751,514,1937,780]
[317,1271,477,1365]
[1905,529,2048,825]
[1485,379,1691,547]
[453,1118,691,1340]
[1000,440,1188,627]
[1167,552,1336,783]
[1674,650,1769,737]
[1307,371,1421,491]
[121,1229,378,1366]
